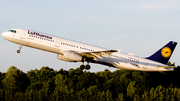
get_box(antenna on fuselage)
[118,49,122,53]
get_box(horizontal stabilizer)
[157,66,177,69]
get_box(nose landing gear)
[17,44,22,53]
[17,50,21,53]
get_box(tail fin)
[146,41,177,64]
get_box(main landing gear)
[80,62,91,70]
[17,44,22,53]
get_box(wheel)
[85,65,91,70]
[80,65,85,69]
[17,50,21,53]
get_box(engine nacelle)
[57,51,82,62]
[57,54,74,62]
[64,51,82,62]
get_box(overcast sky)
[0,0,180,73]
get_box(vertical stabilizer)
[146,41,177,64]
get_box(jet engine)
[57,51,82,62]
[57,54,74,62]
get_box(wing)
[76,50,117,60]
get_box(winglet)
[146,41,177,64]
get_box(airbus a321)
[2,28,178,71]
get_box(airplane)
[1,28,178,71]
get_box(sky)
[0,0,180,73]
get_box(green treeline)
[0,63,180,101]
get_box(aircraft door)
[142,60,148,69]
[20,30,26,39]
[55,38,60,47]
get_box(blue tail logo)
[146,41,177,64]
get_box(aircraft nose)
[2,32,9,39]
[2,32,6,38]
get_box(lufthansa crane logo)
[161,47,171,58]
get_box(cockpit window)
[9,30,16,33]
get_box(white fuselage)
[2,28,171,71]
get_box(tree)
[141,91,149,101]
[2,66,28,92]
[176,88,180,100]
[133,94,140,101]
[27,69,38,84]
[87,85,98,97]
[116,93,124,101]
[149,87,155,101]
[36,66,55,82]
[127,81,137,100]
[154,85,165,101]
[106,90,113,101]
[26,82,43,93]
[0,72,5,89]
[167,61,175,66]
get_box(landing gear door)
[55,38,60,48]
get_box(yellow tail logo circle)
[161,47,171,58]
